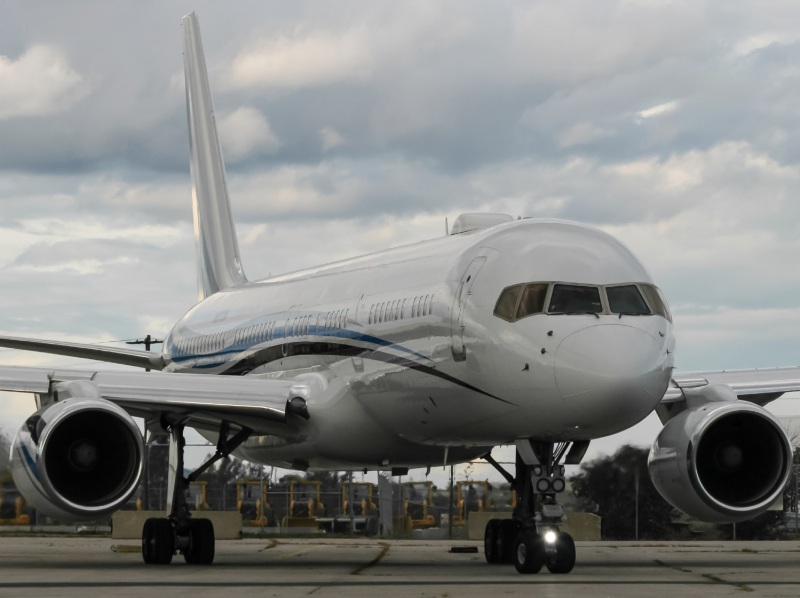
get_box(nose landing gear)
[484,440,585,575]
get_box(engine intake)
[10,391,144,522]
[649,392,792,522]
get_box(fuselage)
[162,218,675,469]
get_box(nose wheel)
[512,530,545,574]
[483,440,584,575]
[544,530,576,574]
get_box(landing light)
[544,530,557,544]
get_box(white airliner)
[1,12,799,574]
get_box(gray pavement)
[0,537,799,596]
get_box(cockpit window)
[493,284,522,321]
[493,281,672,322]
[516,283,548,319]
[640,284,672,322]
[607,285,650,315]
[548,284,602,314]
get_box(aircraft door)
[451,256,486,362]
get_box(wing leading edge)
[658,366,800,422]
[0,365,313,436]
[0,335,165,370]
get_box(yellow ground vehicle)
[318,482,379,535]
[453,480,491,526]
[0,473,29,525]
[188,481,210,511]
[237,479,271,526]
[402,481,435,529]
[341,482,377,516]
[280,480,325,528]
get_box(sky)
[1,0,800,485]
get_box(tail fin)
[182,12,247,301]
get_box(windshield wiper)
[549,311,600,319]
[617,312,647,319]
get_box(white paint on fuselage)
[162,219,674,469]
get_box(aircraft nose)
[554,324,669,428]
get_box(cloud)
[0,45,86,119]
[320,126,345,151]
[557,122,612,149]
[637,100,679,120]
[511,1,706,86]
[230,27,374,89]
[733,32,796,57]
[218,106,281,160]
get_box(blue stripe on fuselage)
[169,329,431,367]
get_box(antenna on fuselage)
[182,12,247,301]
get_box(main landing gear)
[142,421,251,565]
[483,440,587,574]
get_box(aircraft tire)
[484,519,500,563]
[496,519,520,564]
[512,530,545,574]
[545,532,576,574]
[184,518,215,565]
[142,517,174,565]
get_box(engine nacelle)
[648,388,792,522]
[10,387,144,522]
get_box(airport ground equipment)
[237,479,271,526]
[317,482,379,535]
[342,482,377,516]
[281,480,325,528]
[453,480,491,527]
[188,481,209,511]
[402,481,436,529]
[0,474,29,525]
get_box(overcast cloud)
[1,1,800,482]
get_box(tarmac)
[0,537,799,597]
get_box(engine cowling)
[10,389,144,522]
[648,387,792,522]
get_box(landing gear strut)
[483,440,586,574]
[142,421,251,565]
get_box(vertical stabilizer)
[182,12,247,301]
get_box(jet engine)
[10,385,144,522]
[648,386,792,522]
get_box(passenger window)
[640,284,672,322]
[516,284,548,319]
[493,285,522,321]
[607,285,650,315]
[549,285,602,314]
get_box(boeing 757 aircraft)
[1,12,799,574]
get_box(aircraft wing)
[658,366,800,422]
[0,334,165,370]
[0,365,312,436]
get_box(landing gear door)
[451,256,487,362]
